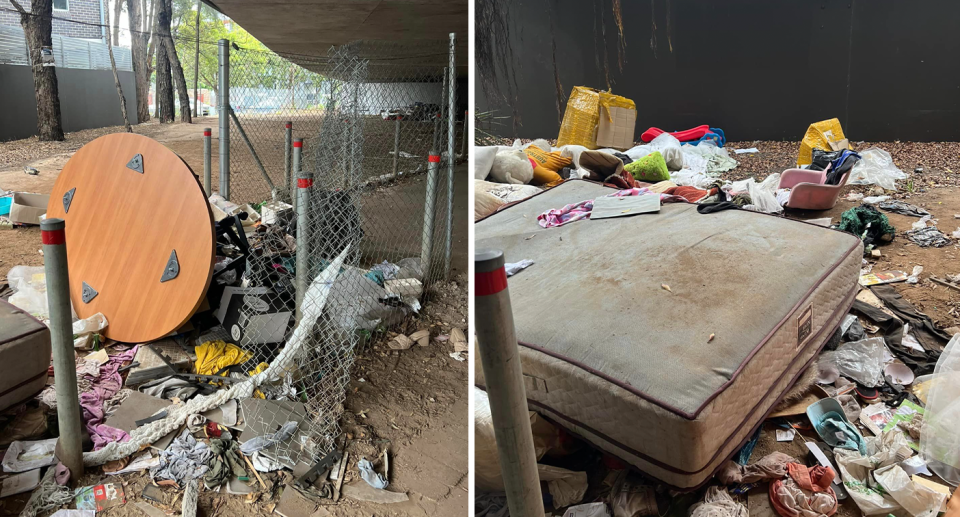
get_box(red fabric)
[662,186,712,203]
[769,463,838,517]
[603,170,640,189]
[641,124,710,143]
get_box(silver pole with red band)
[202,128,212,196]
[292,138,303,211]
[474,249,545,517]
[284,121,293,193]
[40,218,84,480]
[444,34,456,279]
[295,169,313,321]
[421,152,441,282]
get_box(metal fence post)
[461,110,468,159]
[292,138,303,211]
[433,69,447,154]
[218,39,230,200]
[475,250,545,517]
[203,128,212,196]
[444,33,456,279]
[284,121,293,192]
[40,219,84,480]
[295,169,312,321]
[421,152,441,283]
[392,116,402,178]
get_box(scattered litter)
[821,337,886,387]
[358,457,388,489]
[838,205,895,246]
[834,429,914,516]
[0,469,41,498]
[563,502,611,517]
[689,486,747,517]
[75,483,125,512]
[807,398,866,454]
[859,270,907,286]
[49,511,94,517]
[734,148,759,154]
[717,452,796,485]
[906,225,952,248]
[505,259,535,277]
[239,421,298,455]
[450,328,468,353]
[661,284,672,293]
[845,193,864,202]
[409,329,430,347]
[388,334,414,350]
[906,265,923,284]
[900,455,932,477]
[2,438,58,473]
[805,217,832,227]
[104,451,158,476]
[707,333,716,343]
[862,195,890,204]
[769,463,838,517]
[448,351,465,361]
[776,428,796,442]
[878,200,930,217]
[849,148,907,191]
[341,483,408,504]
[911,215,933,230]
[72,313,107,350]
[151,430,213,485]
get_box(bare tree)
[128,0,158,122]
[111,0,122,46]
[105,0,132,132]
[159,0,192,122]
[9,0,63,141]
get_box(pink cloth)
[79,346,138,450]
[537,188,685,228]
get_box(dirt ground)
[0,120,468,516]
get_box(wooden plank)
[46,133,214,343]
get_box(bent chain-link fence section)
[199,37,461,468]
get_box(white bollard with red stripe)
[294,169,312,320]
[421,152,442,282]
[41,218,85,480]
[475,249,545,517]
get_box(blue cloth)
[817,412,866,454]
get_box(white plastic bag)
[563,502,611,517]
[849,148,907,191]
[2,438,58,473]
[834,429,913,515]
[821,337,886,387]
[7,266,49,320]
[873,464,946,517]
[919,333,960,485]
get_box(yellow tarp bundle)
[194,340,253,377]
[798,118,850,166]
[556,87,636,149]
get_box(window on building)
[52,0,68,10]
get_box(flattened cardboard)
[596,106,637,151]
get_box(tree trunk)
[128,0,151,122]
[157,42,174,123]
[112,0,122,46]
[159,0,192,122]
[105,0,132,132]
[12,0,64,141]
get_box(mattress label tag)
[797,305,813,350]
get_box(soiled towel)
[717,452,798,485]
[770,463,838,517]
[194,340,252,377]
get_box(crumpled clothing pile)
[717,452,797,485]
[689,486,747,517]
[151,430,213,485]
[204,436,248,489]
[80,347,139,450]
[769,463,838,517]
[195,340,253,377]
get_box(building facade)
[0,0,104,40]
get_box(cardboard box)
[216,286,292,345]
[9,193,49,225]
[261,200,293,225]
[596,106,637,150]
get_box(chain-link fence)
[199,36,462,469]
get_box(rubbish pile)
[0,186,431,516]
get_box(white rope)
[19,468,73,517]
[82,245,350,466]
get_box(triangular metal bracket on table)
[81,281,98,303]
[127,154,144,174]
[63,187,76,213]
[160,249,179,283]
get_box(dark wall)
[477,0,960,142]
[0,65,138,142]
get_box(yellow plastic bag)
[557,87,636,149]
[798,118,850,166]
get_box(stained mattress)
[474,180,863,489]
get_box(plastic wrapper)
[2,438,59,473]
[919,333,960,485]
[7,266,49,320]
[820,337,886,387]
[564,503,611,517]
[873,464,946,517]
[834,429,914,515]
[849,148,907,191]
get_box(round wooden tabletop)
[46,133,214,343]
